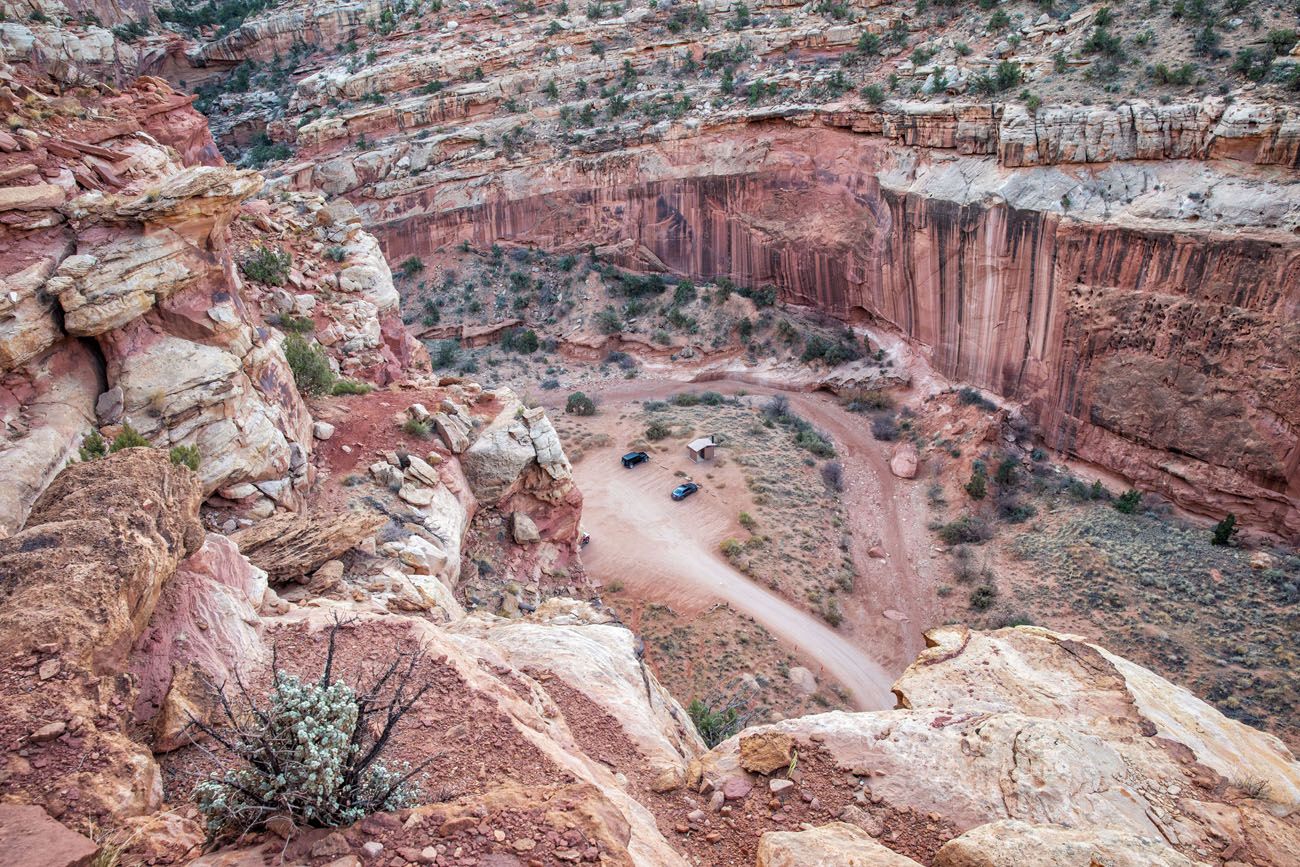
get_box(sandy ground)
[543,376,941,710]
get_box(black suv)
[622,451,650,468]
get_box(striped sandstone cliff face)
[340,120,1297,537]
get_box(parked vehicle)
[671,482,700,501]
[622,451,650,468]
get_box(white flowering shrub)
[190,622,431,843]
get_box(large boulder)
[128,533,271,751]
[757,823,923,866]
[698,625,1300,865]
[933,820,1198,867]
[230,508,386,584]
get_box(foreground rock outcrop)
[2,449,1298,866]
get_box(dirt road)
[575,451,896,710]
[546,377,939,710]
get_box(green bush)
[79,430,108,461]
[331,380,372,396]
[283,333,336,397]
[566,392,597,416]
[169,444,202,472]
[111,423,150,452]
[402,418,433,438]
[432,340,460,368]
[595,307,624,334]
[240,246,292,286]
[965,465,987,500]
[1114,489,1142,514]
[645,420,671,441]
[687,697,748,748]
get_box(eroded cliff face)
[328,119,1296,536]
[0,63,432,533]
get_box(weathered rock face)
[128,532,270,751]
[698,624,1300,866]
[0,65,426,530]
[0,449,204,822]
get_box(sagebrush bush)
[192,622,430,843]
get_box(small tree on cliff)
[190,618,431,845]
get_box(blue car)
[671,482,700,501]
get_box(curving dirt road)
[545,376,939,711]
[574,447,897,710]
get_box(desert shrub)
[605,350,637,370]
[965,464,988,501]
[699,391,725,406]
[720,538,743,559]
[738,511,757,530]
[995,494,1037,524]
[1211,514,1238,547]
[1114,489,1142,514]
[331,380,372,396]
[687,692,756,748]
[670,392,701,407]
[432,340,460,368]
[957,386,996,411]
[399,256,424,278]
[283,333,336,396]
[793,427,835,458]
[763,394,791,422]
[191,622,428,843]
[994,456,1019,488]
[969,585,998,611]
[645,420,671,441]
[79,430,108,461]
[937,514,992,546]
[240,246,292,286]
[1233,776,1271,800]
[169,444,202,472]
[326,246,346,262]
[501,328,540,354]
[566,391,597,416]
[595,307,624,334]
[402,418,433,438]
[111,423,150,452]
[843,389,892,413]
[869,413,899,441]
[821,461,844,492]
